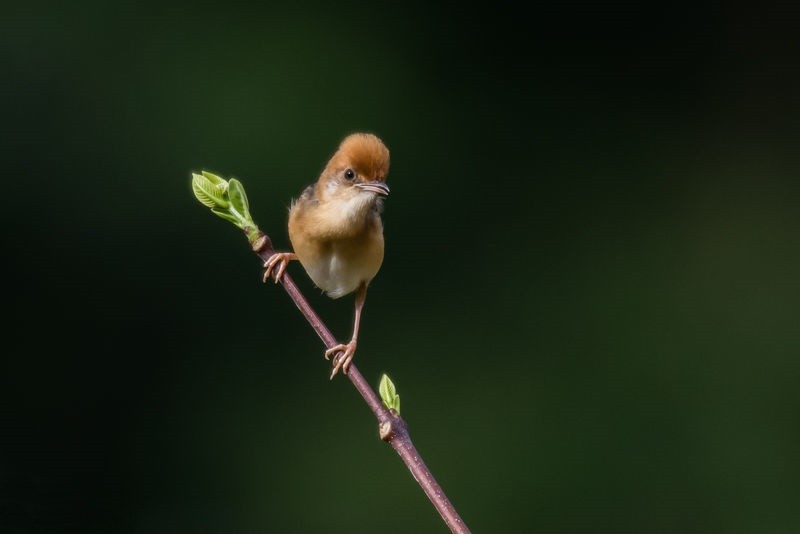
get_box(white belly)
[304,242,383,299]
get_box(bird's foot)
[325,341,357,379]
[262,252,297,283]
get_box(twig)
[250,232,470,534]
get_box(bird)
[263,132,390,379]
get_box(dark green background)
[3,2,799,532]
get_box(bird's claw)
[325,341,357,379]
[262,252,295,284]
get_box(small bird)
[263,133,390,378]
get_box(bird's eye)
[344,168,355,180]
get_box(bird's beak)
[356,181,390,197]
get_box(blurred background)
[3,1,799,532]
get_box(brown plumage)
[263,133,390,378]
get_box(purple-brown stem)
[250,231,470,534]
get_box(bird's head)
[317,133,390,204]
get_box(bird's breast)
[290,217,385,299]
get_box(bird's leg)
[262,252,297,284]
[326,282,367,379]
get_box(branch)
[252,231,469,533]
[192,172,470,533]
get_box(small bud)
[379,373,401,414]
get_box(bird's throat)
[318,192,379,236]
